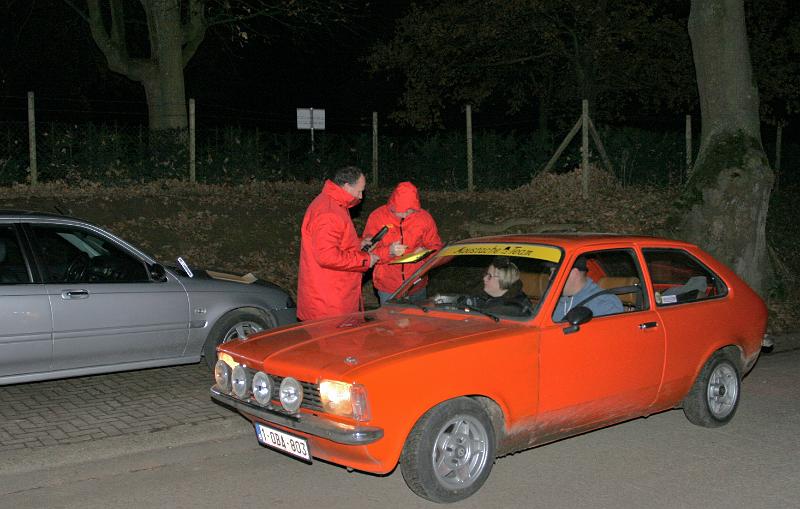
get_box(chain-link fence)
[0,94,793,190]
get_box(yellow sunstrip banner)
[388,248,436,264]
[440,243,562,263]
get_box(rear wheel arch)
[682,346,742,427]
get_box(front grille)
[273,375,323,412]
[236,366,322,413]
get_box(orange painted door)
[536,310,666,434]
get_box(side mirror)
[563,306,593,335]
[148,263,167,282]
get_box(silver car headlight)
[214,360,232,393]
[252,371,273,406]
[279,377,303,413]
[319,380,371,422]
[231,364,252,399]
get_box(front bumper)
[210,386,384,446]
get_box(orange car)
[211,235,766,503]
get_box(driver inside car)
[459,256,531,315]
[552,255,623,322]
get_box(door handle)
[61,289,90,300]
[639,321,658,330]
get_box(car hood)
[221,308,514,381]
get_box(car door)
[536,248,666,436]
[0,223,53,379]
[27,221,190,370]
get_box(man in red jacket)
[297,167,379,321]
[363,181,443,304]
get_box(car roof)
[455,233,697,250]
[0,209,85,222]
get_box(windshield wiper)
[394,296,430,313]
[461,302,500,322]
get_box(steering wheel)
[64,253,90,282]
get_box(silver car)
[0,210,296,385]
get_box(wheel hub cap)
[431,416,489,489]
[706,363,738,419]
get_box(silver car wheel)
[221,321,264,344]
[706,362,738,419]
[431,415,490,489]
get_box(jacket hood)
[222,309,511,380]
[388,182,421,213]
[323,179,361,208]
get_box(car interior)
[0,230,30,284]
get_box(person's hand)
[369,253,380,268]
[361,237,373,250]
[389,241,407,257]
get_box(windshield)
[388,242,563,320]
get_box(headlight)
[214,360,232,393]
[320,380,371,422]
[279,377,303,413]
[231,364,252,399]
[252,371,273,406]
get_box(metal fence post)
[581,99,589,199]
[685,114,693,181]
[27,91,38,186]
[372,111,379,185]
[189,98,196,183]
[466,104,474,192]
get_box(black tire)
[400,398,495,503]
[682,350,741,428]
[203,309,273,368]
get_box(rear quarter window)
[642,248,727,306]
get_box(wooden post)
[372,112,379,185]
[188,98,196,183]
[775,124,782,192]
[27,91,37,186]
[466,104,474,192]
[581,99,589,199]
[685,114,693,180]
[587,117,613,174]
[542,117,581,173]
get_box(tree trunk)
[85,0,205,131]
[144,0,188,130]
[681,0,773,296]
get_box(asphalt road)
[0,346,798,509]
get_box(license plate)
[255,422,311,462]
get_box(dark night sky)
[0,1,796,138]
[0,1,413,131]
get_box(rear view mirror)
[563,306,593,335]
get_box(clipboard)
[388,249,435,264]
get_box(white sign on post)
[296,108,325,152]
[296,108,325,130]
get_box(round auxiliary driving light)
[214,360,232,393]
[231,364,252,399]
[252,371,273,406]
[279,377,304,413]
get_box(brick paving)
[0,363,234,453]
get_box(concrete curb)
[0,415,252,476]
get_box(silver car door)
[0,224,53,379]
[28,222,190,370]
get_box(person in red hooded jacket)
[296,167,379,321]
[363,181,443,304]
